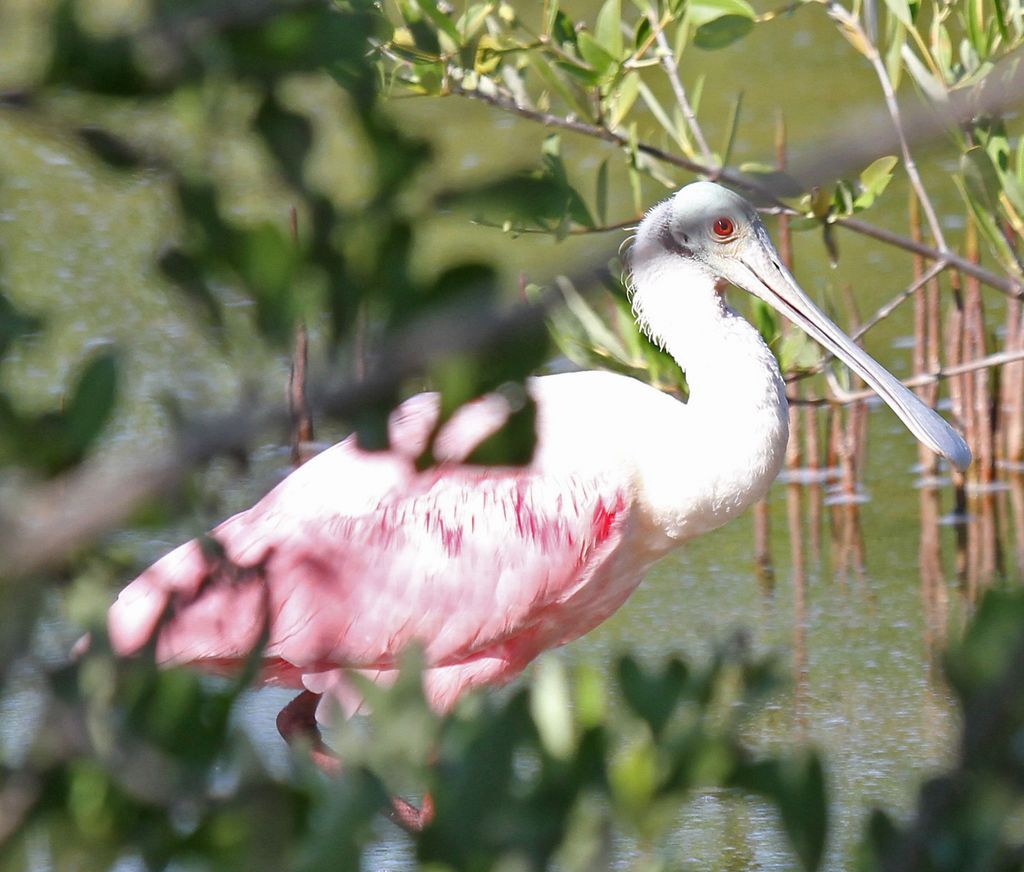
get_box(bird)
[106,181,970,828]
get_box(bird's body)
[108,182,970,728]
[110,351,786,715]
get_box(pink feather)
[108,389,636,715]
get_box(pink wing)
[108,393,635,708]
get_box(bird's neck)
[633,257,785,406]
[630,256,789,541]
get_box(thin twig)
[825,1,947,251]
[789,347,1024,406]
[646,9,715,166]
[471,217,639,235]
[851,260,947,343]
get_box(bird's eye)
[712,216,735,238]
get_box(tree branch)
[446,78,1024,300]
[646,9,715,166]
[0,267,612,580]
[825,1,948,251]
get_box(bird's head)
[628,180,972,472]
[632,181,784,295]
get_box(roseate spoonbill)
[107,181,970,828]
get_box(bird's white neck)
[629,254,789,542]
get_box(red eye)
[712,216,735,237]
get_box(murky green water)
[1,2,1021,869]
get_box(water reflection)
[776,457,1024,667]
[918,482,948,665]
[1010,474,1024,574]
[722,434,1024,867]
[786,483,809,741]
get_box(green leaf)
[695,17,754,49]
[945,588,1024,698]
[412,0,462,47]
[541,135,595,230]
[961,146,1014,266]
[232,224,301,343]
[46,2,149,95]
[733,751,828,871]
[823,222,840,267]
[1002,173,1024,223]
[577,31,616,77]
[980,120,1012,174]
[405,16,441,55]
[607,70,639,129]
[609,733,658,815]
[439,173,571,228]
[688,0,756,50]
[77,127,144,170]
[595,159,609,226]
[964,0,989,59]
[880,0,913,29]
[594,0,623,59]
[547,3,577,46]
[902,44,947,104]
[634,14,652,50]
[884,19,905,88]
[639,80,685,150]
[617,655,688,738]
[354,392,399,452]
[854,155,898,209]
[808,187,832,221]
[158,249,224,331]
[832,178,856,216]
[530,54,593,114]
[530,658,575,760]
[457,3,493,42]
[64,352,119,465]
[829,10,873,57]
[237,226,296,292]
[463,394,537,466]
[473,33,503,74]
[751,298,778,344]
[627,123,644,213]
[934,22,952,74]
[993,0,1010,42]
[779,331,821,372]
[255,94,314,192]
[0,291,42,360]
[557,278,631,361]
[720,92,743,167]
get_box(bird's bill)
[730,227,972,471]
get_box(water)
[1,2,1021,869]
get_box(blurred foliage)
[857,588,1024,871]
[1,0,1024,870]
[3,626,830,872]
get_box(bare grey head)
[629,181,972,471]
[651,182,762,261]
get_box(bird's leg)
[276,691,435,833]
[388,792,435,833]
[276,690,341,776]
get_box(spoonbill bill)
[107,182,969,826]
